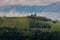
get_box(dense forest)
[0,27,60,40]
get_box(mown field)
[0,17,60,32]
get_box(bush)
[30,21,51,28]
[53,21,56,23]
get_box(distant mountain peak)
[0,2,60,13]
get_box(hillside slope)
[0,17,60,31]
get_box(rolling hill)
[0,17,60,32]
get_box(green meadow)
[0,17,60,31]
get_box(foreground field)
[0,17,60,31]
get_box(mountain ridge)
[0,2,60,13]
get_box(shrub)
[30,21,51,28]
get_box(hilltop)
[0,15,60,31]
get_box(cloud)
[38,12,60,20]
[0,0,60,6]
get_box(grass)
[0,17,60,31]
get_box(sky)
[0,0,60,6]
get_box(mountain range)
[0,2,60,13]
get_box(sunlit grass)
[0,17,60,31]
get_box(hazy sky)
[0,0,60,6]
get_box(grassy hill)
[0,17,60,32]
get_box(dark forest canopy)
[0,27,60,40]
